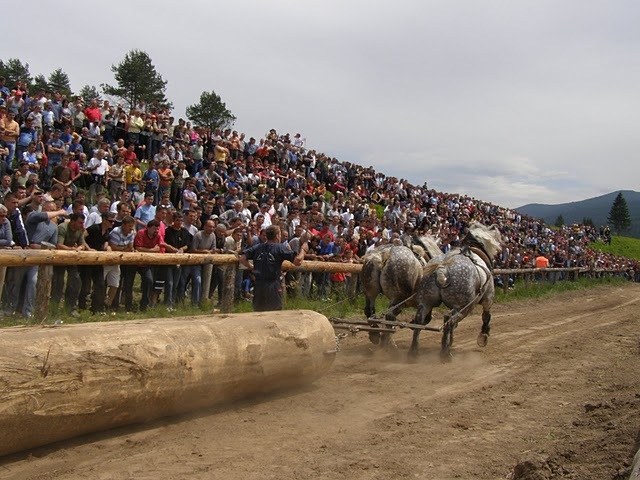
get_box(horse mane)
[462,222,502,259]
[412,234,442,260]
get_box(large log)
[0,310,336,457]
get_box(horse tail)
[423,257,455,288]
[435,265,449,289]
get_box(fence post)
[220,264,236,313]
[35,265,53,322]
[201,264,212,307]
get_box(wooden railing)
[0,250,625,321]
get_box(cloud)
[3,0,639,210]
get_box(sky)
[5,1,639,209]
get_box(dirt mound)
[1,284,639,480]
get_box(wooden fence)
[0,251,623,322]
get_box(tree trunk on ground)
[0,310,336,457]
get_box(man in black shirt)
[239,225,308,311]
[163,213,192,310]
[79,212,115,313]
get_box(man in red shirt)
[122,144,137,164]
[134,219,162,310]
[84,100,102,125]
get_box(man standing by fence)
[238,225,308,311]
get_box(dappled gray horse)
[362,235,441,346]
[410,223,502,359]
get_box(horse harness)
[463,246,493,272]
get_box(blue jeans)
[165,265,180,307]
[4,142,15,166]
[179,265,202,305]
[2,267,27,313]
[23,266,38,317]
[139,266,155,310]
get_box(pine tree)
[32,74,49,93]
[0,58,32,88]
[102,50,168,109]
[554,215,565,228]
[48,68,72,96]
[607,192,631,235]
[186,90,236,131]
[77,85,101,105]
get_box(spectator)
[239,225,308,311]
[52,212,91,316]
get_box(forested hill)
[516,190,640,238]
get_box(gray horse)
[362,235,441,345]
[410,223,502,359]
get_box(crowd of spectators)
[0,79,637,318]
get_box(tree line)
[0,50,235,130]
[552,191,632,235]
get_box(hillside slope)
[517,190,640,237]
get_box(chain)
[334,333,348,352]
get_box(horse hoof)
[477,334,489,347]
[440,350,453,363]
[368,332,380,345]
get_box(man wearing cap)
[255,203,272,229]
[239,225,308,312]
[20,186,45,218]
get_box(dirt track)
[1,284,639,480]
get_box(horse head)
[411,234,442,262]
[463,222,503,260]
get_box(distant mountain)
[516,190,640,238]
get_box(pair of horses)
[362,223,503,360]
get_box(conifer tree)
[607,192,631,234]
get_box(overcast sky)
[6,1,639,208]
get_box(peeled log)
[0,310,336,457]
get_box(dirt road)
[1,284,639,480]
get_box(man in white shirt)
[87,149,109,206]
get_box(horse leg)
[477,308,491,347]
[381,303,401,349]
[409,304,432,358]
[440,311,455,361]
[364,296,380,345]
[364,296,375,319]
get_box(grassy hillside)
[589,235,640,260]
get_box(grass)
[590,235,640,260]
[495,275,629,303]
[0,274,633,329]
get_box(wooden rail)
[0,251,624,322]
